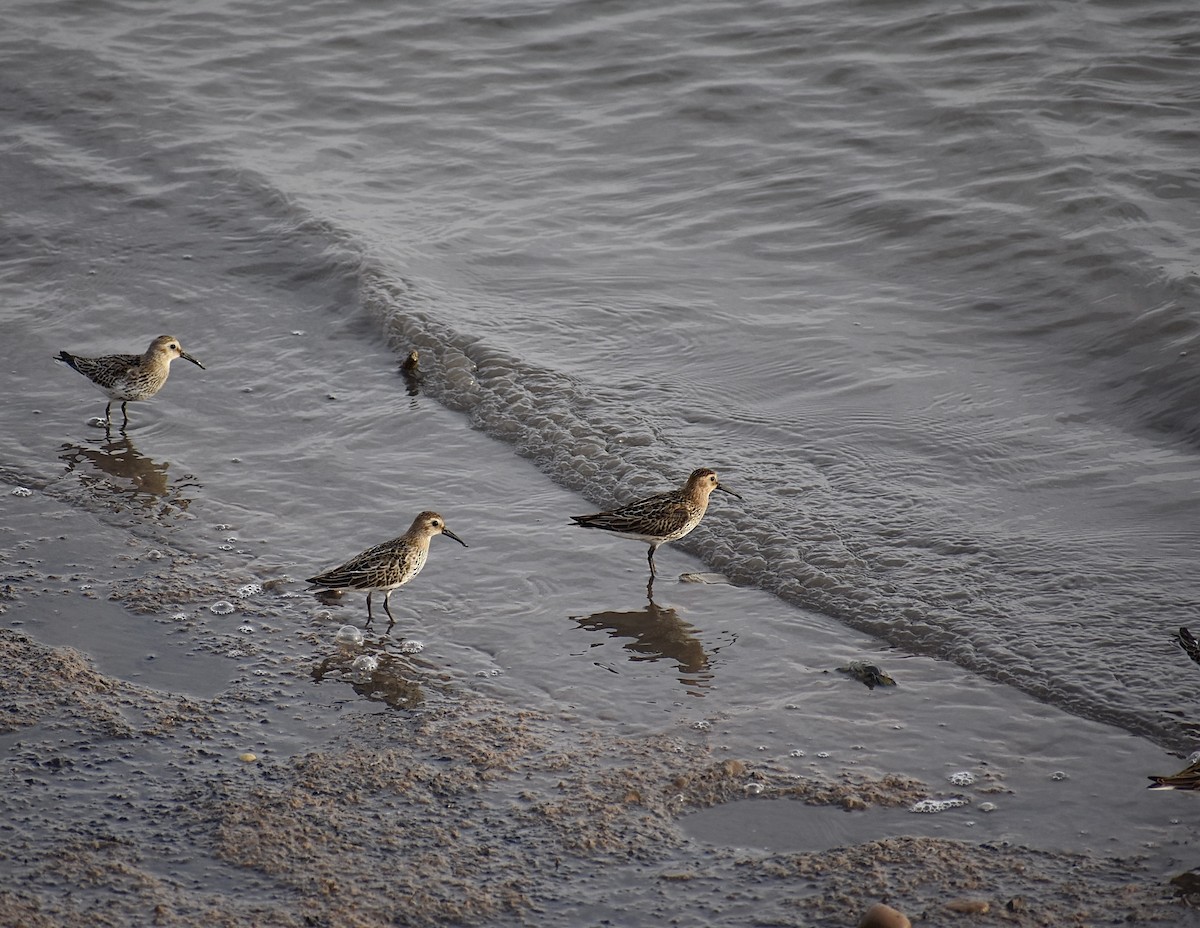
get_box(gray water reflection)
[572,598,713,693]
[58,434,198,515]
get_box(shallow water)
[4,0,1200,922]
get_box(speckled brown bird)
[55,335,205,427]
[306,511,468,627]
[571,468,741,580]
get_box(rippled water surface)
[4,0,1200,920]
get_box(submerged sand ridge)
[0,555,1192,928]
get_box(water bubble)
[313,609,334,623]
[948,771,975,787]
[1049,770,1068,782]
[816,751,830,759]
[398,639,424,654]
[78,584,92,592]
[235,583,263,598]
[209,601,236,615]
[10,487,32,498]
[978,801,997,813]
[351,655,379,673]
[215,524,233,532]
[170,613,187,622]
[789,749,806,758]
[218,544,234,551]
[910,797,968,814]
[744,782,764,795]
[757,745,768,752]
[145,549,164,561]
[226,537,238,543]
[334,625,364,647]
[238,624,254,634]
[692,720,712,731]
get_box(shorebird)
[1148,756,1200,791]
[1177,627,1200,667]
[306,511,467,627]
[55,335,205,427]
[571,468,741,582]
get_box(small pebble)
[945,899,990,915]
[238,752,257,763]
[859,902,911,928]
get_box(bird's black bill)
[442,527,468,547]
[182,352,206,370]
[716,483,742,500]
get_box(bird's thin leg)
[120,402,129,429]
[104,401,113,425]
[365,592,375,626]
[647,544,658,578]
[646,575,655,602]
[383,591,396,628]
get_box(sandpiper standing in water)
[55,335,205,428]
[306,511,468,628]
[571,468,742,586]
[1148,756,1200,791]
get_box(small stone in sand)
[859,902,911,928]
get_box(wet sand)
[2,491,1196,927]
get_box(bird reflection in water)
[572,597,714,693]
[58,432,198,515]
[311,640,429,709]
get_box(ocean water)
[4,0,1200,892]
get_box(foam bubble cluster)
[10,487,32,498]
[398,639,424,654]
[947,771,975,786]
[910,797,968,814]
[351,655,379,673]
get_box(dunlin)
[55,335,205,427]
[306,511,467,627]
[571,468,741,581]
[1148,756,1200,791]
[1177,627,1200,667]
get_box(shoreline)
[2,487,1197,926]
